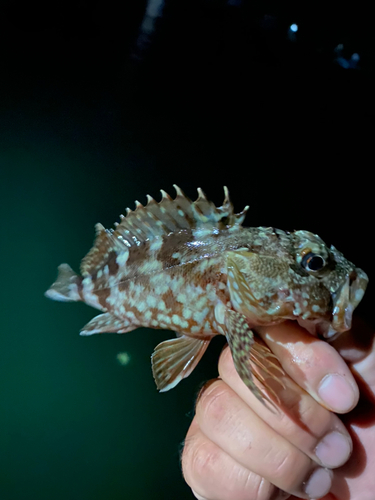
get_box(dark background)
[0,1,374,499]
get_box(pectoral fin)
[151,335,210,392]
[80,313,137,335]
[226,251,268,321]
[226,251,290,322]
[224,309,284,409]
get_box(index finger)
[256,321,360,413]
[331,318,375,395]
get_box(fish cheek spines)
[226,249,333,326]
[285,267,332,323]
[226,250,296,323]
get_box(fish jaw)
[299,267,369,340]
[324,267,369,338]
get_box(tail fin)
[45,264,81,302]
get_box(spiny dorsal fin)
[80,186,248,276]
[114,185,248,239]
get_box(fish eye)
[301,252,326,272]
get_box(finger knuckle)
[182,436,221,489]
[245,476,279,500]
[268,449,309,491]
[297,398,331,432]
[197,381,236,430]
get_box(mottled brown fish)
[45,186,368,405]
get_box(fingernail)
[304,468,332,499]
[315,431,352,467]
[318,374,356,412]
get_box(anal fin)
[224,309,284,410]
[151,335,210,392]
[80,313,137,336]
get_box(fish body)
[46,186,368,404]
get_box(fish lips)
[323,267,369,339]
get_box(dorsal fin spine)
[223,186,230,204]
[196,187,207,201]
[173,184,185,197]
[80,186,248,276]
[160,189,172,201]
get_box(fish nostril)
[349,271,357,287]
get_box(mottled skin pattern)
[45,186,368,406]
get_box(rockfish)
[45,186,368,405]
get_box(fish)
[45,185,368,406]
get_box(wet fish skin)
[45,186,368,406]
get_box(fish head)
[291,230,368,339]
[226,230,368,339]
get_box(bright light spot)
[117,352,131,366]
[290,23,298,32]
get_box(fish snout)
[349,268,369,308]
[325,268,369,338]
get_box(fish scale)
[45,185,368,408]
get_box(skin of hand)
[181,318,375,500]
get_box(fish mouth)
[323,267,369,339]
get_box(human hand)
[181,319,375,500]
